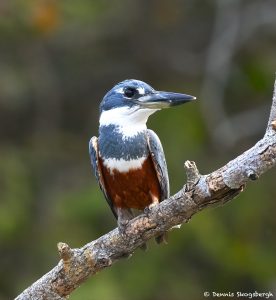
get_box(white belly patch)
[102,156,146,173]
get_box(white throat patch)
[99,106,158,138]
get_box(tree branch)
[16,78,276,300]
[268,76,276,128]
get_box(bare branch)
[16,79,276,300]
[268,76,276,128]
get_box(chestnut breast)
[100,155,161,210]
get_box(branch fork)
[184,160,201,191]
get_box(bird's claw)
[118,219,129,235]
[144,202,158,216]
[144,206,151,215]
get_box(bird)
[89,79,196,246]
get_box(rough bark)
[15,79,276,300]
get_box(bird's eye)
[124,87,137,98]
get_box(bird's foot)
[118,219,129,235]
[144,201,159,216]
[117,207,133,235]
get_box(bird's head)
[99,79,196,128]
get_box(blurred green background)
[0,0,276,299]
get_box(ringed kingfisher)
[89,79,195,244]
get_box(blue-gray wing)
[89,136,118,218]
[146,129,170,201]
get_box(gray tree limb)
[15,79,276,300]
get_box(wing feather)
[146,129,170,201]
[89,136,118,218]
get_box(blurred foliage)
[0,0,276,299]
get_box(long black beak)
[135,91,196,109]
